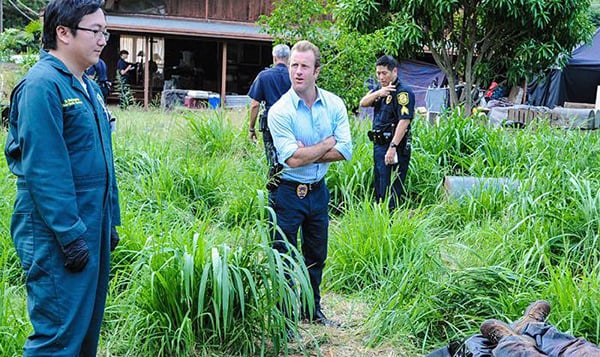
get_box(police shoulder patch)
[398,92,409,106]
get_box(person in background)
[359,55,415,211]
[4,0,121,355]
[268,40,353,327]
[86,57,110,102]
[117,49,134,84]
[86,57,116,131]
[117,49,134,108]
[247,43,292,166]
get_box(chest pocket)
[63,107,95,151]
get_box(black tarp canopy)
[528,28,600,108]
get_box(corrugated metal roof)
[106,14,272,41]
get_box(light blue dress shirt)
[268,86,353,183]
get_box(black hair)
[119,50,129,56]
[43,0,105,50]
[375,55,399,72]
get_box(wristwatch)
[389,142,398,148]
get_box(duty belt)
[367,129,393,145]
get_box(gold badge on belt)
[385,95,392,104]
[296,184,308,199]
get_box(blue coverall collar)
[40,49,73,76]
[40,50,94,97]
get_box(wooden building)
[102,0,276,107]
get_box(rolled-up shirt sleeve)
[331,98,353,161]
[268,105,298,167]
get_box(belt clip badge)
[296,184,308,199]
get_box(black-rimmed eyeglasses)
[73,26,110,41]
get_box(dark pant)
[262,129,276,166]
[373,143,411,210]
[494,323,600,357]
[268,180,329,313]
[98,83,109,103]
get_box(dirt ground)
[286,293,411,357]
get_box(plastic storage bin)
[208,94,220,109]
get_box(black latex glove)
[110,226,120,252]
[62,238,89,272]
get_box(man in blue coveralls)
[268,40,353,327]
[247,44,292,165]
[4,0,121,355]
[360,55,415,211]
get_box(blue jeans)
[269,180,329,313]
[494,323,600,357]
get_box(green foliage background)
[259,0,379,112]
[335,0,595,110]
[0,20,41,62]
[1,0,46,29]
[260,0,597,110]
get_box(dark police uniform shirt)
[372,78,416,133]
[247,63,291,130]
[86,59,109,83]
[117,58,130,83]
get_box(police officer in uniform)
[86,58,110,103]
[360,55,415,211]
[247,44,292,165]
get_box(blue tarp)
[528,28,600,107]
[398,59,445,108]
[569,28,600,65]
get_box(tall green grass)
[331,111,600,351]
[1,106,598,355]
[107,228,312,356]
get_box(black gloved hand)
[110,226,120,252]
[62,238,89,272]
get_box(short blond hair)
[291,40,321,68]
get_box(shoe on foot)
[286,327,302,342]
[480,319,518,345]
[313,309,341,328]
[513,300,551,333]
